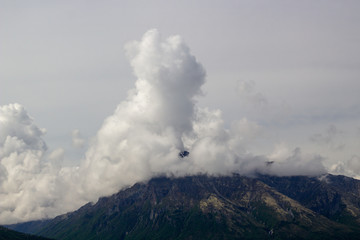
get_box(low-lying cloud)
[0,29,327,224]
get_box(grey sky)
[1,0,360,170]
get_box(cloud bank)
[0,104,82,224]
[0,29,327,224]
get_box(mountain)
[259,174,360,227]
[0,226,53,240]
[9,174,360,240]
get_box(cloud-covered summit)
[0,30,327,224]
[79,29,326,198]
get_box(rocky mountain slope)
[9,174,360,240]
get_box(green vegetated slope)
[11,174,360,240]
[0,226,53,240]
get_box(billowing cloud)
[0,30,328,224]
[79,29,206,198]
[0,103,47,152]
[78,30,326,201]
[0,104,85,224]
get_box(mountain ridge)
[8,174,360,240]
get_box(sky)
[1,0,360,224]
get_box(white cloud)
[0,104,85,224]
[78,30,326,201]
[330,155,360,179]
[0,30,332,224]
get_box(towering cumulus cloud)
[0,30,327,224]
[81,29,207,198]
[80,29,326,200]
